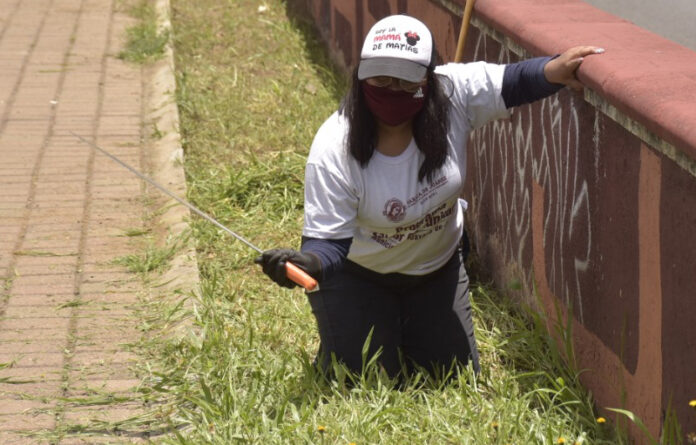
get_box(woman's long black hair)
[340,47,452,183]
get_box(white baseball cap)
[358,15,433,83]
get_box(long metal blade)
[72,132,263,254]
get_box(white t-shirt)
[303,62,509,275]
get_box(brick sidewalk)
[1,0,158,442]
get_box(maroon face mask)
[362,82,428,126]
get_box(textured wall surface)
[290,0,696,441]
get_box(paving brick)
[13,255,78,275]
[61,404,142,426]
[79,280,140,294]
[19,238,81,252]
[0,203,26,213]
[70,351,136,369]
[13,263,76,277]
[10,274,75,290]
[27,200,85,211]
[78,292,140,305]
[66,362,136,381]
[0,257,13,271]
[3,305,70,318]
[33,193,85,203]
[0,365,63,384]
[0,317,71,331]
[73,316,137,335]
[80,252,128,264]
[2,293,75,307]
[0,187,31,200]
[0,411,55,432]
[79,262,126,274]
[69,378,141,395]
[13,245,79,258]
[0,352,65,368]
[0,230,21,243]
[10,279,76,296]
[0,380,61,400]
[0,170,34,180]
[0,430,41,444]
[0,399,55,417]
[22,214,83,225]
[0,208,26,218]
[34,182,87,195]
[23,207,85,219]
[22,228,81,240]
[76,300,138,317]
[0,240,17,253]
[71,323,139,344]
[81,272,135,284]
[18,239,81,253]
[0,339,67,354]
[22,223,82,235]
[0,193,30,203]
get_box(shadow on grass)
[283,2,348,105]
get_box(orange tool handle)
[285,261,318,291]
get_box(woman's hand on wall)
[544,46,605,90]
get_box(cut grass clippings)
[13,250,77,257]
[121,227,152,237]
[116,0,635,443]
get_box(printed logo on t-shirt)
[383,198,406,222]
[371,201,456,248]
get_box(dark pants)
[307,248,479,379]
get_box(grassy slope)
[155,0,628,443]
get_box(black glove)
[254,249,321,288]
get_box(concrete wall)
[290,0,696,441]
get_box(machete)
[71,132,318,291]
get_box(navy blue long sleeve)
[301,236,352,281]
[501,56,564,108]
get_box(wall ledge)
[439,0,696,171]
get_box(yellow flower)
[597,416,607,423]
[689,400,696,408]
[557,438,566,444]
[317,425,326,433]
[491,421,500,429]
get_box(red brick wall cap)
[466,0,696,161]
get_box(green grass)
[118,0,169,63]
[113,239,180,275]
[57,299,90,310]
[117,0,636,443]
[121,227,152,237]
